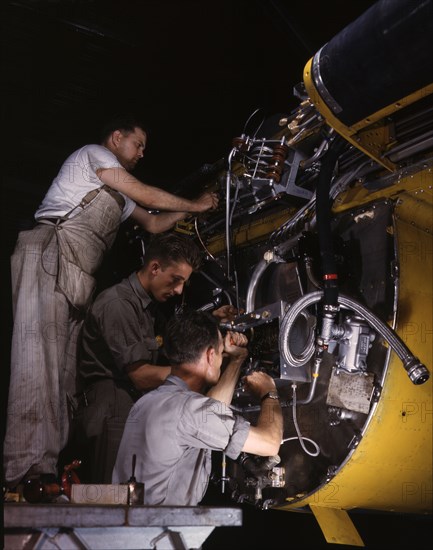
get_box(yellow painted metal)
[348,85,433,134]
[279,168,433,514]
[309,505,365,546]
[205,208,298,256]
[333,165,433,222]
[303,58,433,172]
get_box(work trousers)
[4,225,82,487]
[72,379,136,484]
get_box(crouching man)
[112,309,282,505]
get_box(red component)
[232,136,248,152]
[323,273,338,280]
[266,143,290,182]
[266,169,282,182]
[272,144,289,157]
[61,459,82,499]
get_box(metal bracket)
[150,528,189,550]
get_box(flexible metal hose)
[279,294,318,368]
[279,291,429,385]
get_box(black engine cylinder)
[311,0,433,126]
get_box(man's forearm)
[130,206,189,233]
[126,362,171,391]
[257,398,283,452]
[242,399,283,456]
[98,167,207,212]
[207,357,244,405]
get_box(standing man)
[4,115,218,489]
[113,310,283,506]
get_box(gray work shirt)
[112,375,251,505]
[78,272,162,389]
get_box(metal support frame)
[4,503,243,550]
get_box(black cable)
[315,135,347,306]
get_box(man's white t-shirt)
[35,144,136,222]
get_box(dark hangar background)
[1,1,432,548]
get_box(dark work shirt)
[78,272,163,389]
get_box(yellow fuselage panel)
[281,168,433,514]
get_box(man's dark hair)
[163,310,220,366]
[142,232,202,272]
[99,114,148,143]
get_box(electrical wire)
[283,383,320,457]
[194,216,216,262]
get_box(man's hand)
[241,371,282,456]
[207,331,248,405]
[223,331,248,361]
[212,305,240,323]
[194,191,219,212]
[243,371,277,399]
